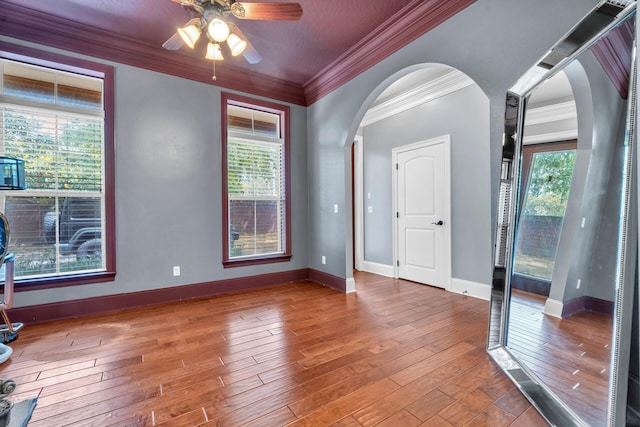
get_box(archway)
[344,64,490,297]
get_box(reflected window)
[513,141,576,292]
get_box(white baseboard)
[346,277,356,293]
[357,267,490,301]
[361,261,395,278]
[449,278,491,301]
[544,298,563,318]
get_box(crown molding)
[523,130,577,145]
[524,101,577,126]
[523,100,577,144]
[303,0,477,105]
[0,0,476,107]
[591,18,633,99]
[360,70,474,126]
[0,2,307,106]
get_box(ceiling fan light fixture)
[205,42,224,61]
[207,18,231,43]
[227,33,247,56]
[177,18,202,48]
[163,0,300,73]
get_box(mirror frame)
[487,2,637,426]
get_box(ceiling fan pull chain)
[212,59,217,81]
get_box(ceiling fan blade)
[234,2,303,20]
[241,42,263,64]
[232,25,263,64]
[162,32,185,50]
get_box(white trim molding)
[523,101,577,144]
[523,129,578,144]
[544,298,564,318]
[361,70,474,126]
[524,100,577,125]
[450,278,491,300]
[361,261,395,278]
[346,277,356,293]
[354,135,365,272]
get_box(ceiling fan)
[163,0,303,79]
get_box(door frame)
[353,135,364,272]
[392,134,452,290]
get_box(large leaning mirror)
[488,1,638,426]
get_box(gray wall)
[579,52,628,302]
[306,0,600,283]
[549,51,628,304]
[4,0,608,306]
[362,83,490,284]
[4,49,309,307]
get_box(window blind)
[227,105,285,259]
[1,59,105,279]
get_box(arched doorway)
[346,64,490,296]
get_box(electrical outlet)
[322,256,326,265]
[333,204,338,213]
[173,266,180,276]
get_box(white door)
[395,136,450,289]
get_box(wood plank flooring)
[509,290,612,426]
[0,272,546,426]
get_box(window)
[222,93,291,267]
[512,140,577,294]
[0,43,115,288]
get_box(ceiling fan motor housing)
[180,0,247,19]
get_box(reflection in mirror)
[488,1,637,426]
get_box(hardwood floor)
[509,290,612,426]
[0,272,546,426]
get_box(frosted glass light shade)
[207,18,230,43]
[205,43,224,60]
[177,19,202,48]
[227,34,247,56]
